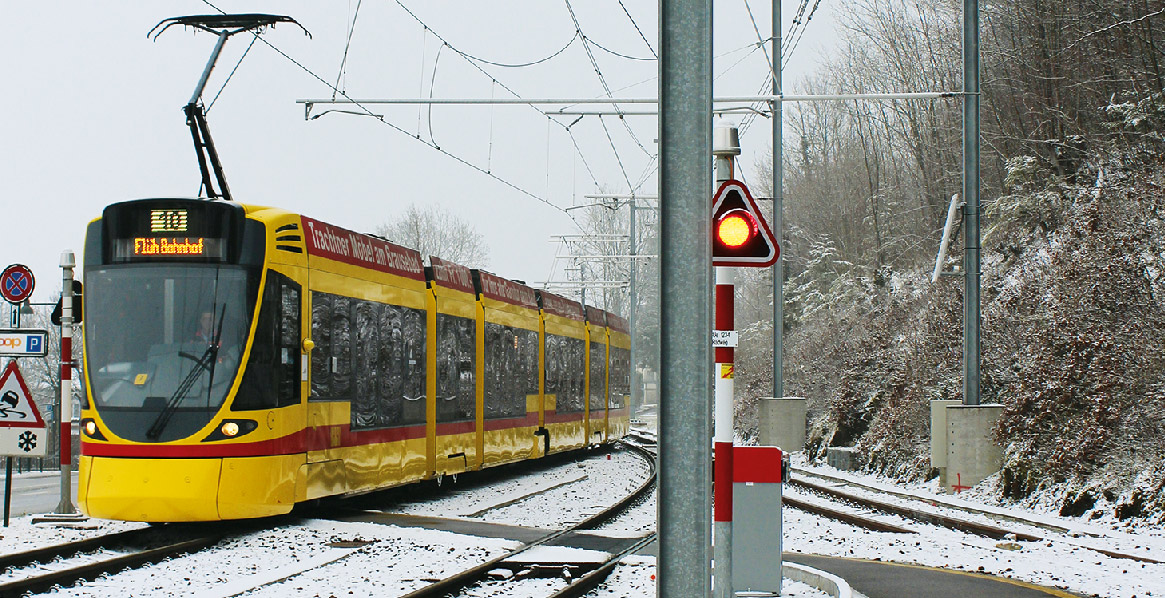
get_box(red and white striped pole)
[713,266,735,598]
[712,123,739,598]
[56,250,76,515]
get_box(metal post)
[963,0,980,406]
[190,31,230,106]
[772,0,784,401]
[659,0,713,595]
[629,200,639,411]
[712,130,737,598]
[56,250,75,514]
[3,457,12,527]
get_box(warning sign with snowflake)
[0,361,46,456]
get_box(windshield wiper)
[145,305,226,441]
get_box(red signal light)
[717,210,755,248]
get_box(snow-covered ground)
[43,443,1165,597]
[790,453,1165,598]
[0,448,685,597]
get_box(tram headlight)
[80,418,106,440]
[201,419,258,442]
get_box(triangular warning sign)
[0,361,46,428]
[711,179,779,267]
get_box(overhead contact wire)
[196,0,580,226]
[392,0,603,195]
[617,0,657,58]
[332,0,364,100]
[563,0,652,163]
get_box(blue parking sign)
[26,335,42,354]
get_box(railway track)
[0,525,227,598]
[785,468,1162,565]
[395,441,657,598]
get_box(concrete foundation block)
[946,404,1003,493]
[930,399,961,488]
[758,397,807,452]
[826,447,859,471]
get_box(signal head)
[716,209,756,248]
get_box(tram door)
[238,268,306,453]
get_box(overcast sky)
[0,1,839,306]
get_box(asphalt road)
[0,469,80,518]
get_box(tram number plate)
[712,330,738,348]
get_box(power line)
[195,0,579,225]
[391,1,604,194]
[617,0,657,58]
[784,0,825,69]
[331,0,364,99]
[741,0,775,84]
[563,0,652,157]
[584,36,656,61]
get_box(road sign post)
[0,360,48,527]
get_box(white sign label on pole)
[712,330,739,348]
[0,361,46,457]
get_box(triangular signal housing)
[711,179,779,267]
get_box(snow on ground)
[790,453,1165,598]
[0,516,147,554]
[392,448,651,529]
[36,519,517,598]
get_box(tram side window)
[311,293,352,402]
[236,272,301,410]
[435,313,476,423]
[310,292,333,398]
[588,338,607,411]
[609,347,629,410]
[545,334,585,414]
[312,291,427,429]
[381,304,426,427]
[484,323,538,420]
[352,300,379,429]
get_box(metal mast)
[963,0,981,405]
[658,0,713,596]
[772,0,784,400]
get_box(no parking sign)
[0,265,34,305]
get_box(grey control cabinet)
[731,445,785,594]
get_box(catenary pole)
[772,0,784,401]
[658,0,713,595]
[963,0,980,406]
[628,200,638,410]
[57,250,76,514]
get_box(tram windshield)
[84,265,257,442]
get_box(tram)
[77,198,629,521]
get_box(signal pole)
[56,250,76,514]
[712,125,738,598]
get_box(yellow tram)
[77,199,630,521]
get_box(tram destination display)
[102,199,246,264]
